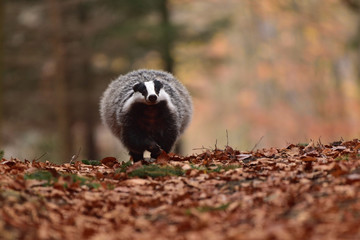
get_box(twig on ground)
[251,136,264,152]
[226,130,229,147]
[70,148,82,164]
[317,137,324,148]
[34,152,47,161]
[192,146,212,151]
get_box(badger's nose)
[148,94,157,103]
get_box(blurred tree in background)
[2,0,360,162]
[2,0,227,162]
[46,0,73,163]
[0,0,4,147]
[343,0,360,91]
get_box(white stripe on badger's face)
[144,81,156,98]
[122,90,145,113]
[158,88,176,112]
[122,80,176,113]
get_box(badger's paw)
[129,151,144,163]
[148,143,162,159]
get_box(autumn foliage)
[1,139,360,239]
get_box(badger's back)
[100,69,192,156]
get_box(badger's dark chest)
[127,102,171,134]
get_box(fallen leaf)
[126,161,142,174]
[304,140,315,152]
[236,153,252,161]
[155,150,170,165]
[346,173,360,183]
[101,157,118,168]
[300,156,317,162]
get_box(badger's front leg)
[129,151,144,162]
[123,130,161,162]
[128,141,160,162]
[148,142,162,159]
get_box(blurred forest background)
[1,0,360,163]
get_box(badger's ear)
[154,80,163,94]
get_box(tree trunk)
[159,0,174,73]
[0,1,4,146]
[77,1,97,160]
[47,0,73,162]
[343,0,360,92]
[356,11,360,92]
[159,0,184,155]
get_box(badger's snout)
[147,94,157,103]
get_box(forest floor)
[1,139,360,240]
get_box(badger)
[100,69,193,162]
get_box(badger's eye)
[132,83,141,92]
[153,80,163,94]
[133,82,147,96]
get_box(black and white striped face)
[122,80,176,112]
[133,80,163,104]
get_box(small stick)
[35,152,47,161]
[317,137,324,148]
[70,147,82,164]
[251,136,264,152]
[192,146,211,151]
[226,130,229,146]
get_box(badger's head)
[132,80,163,105]
[122,79,176,112]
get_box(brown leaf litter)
[1,139,360,239]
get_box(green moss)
[24,170,55,186]
[190,164,207,171]
[297,142,309,147]
[24,170,100,189]
[335,155,349,161]
[128,164,184,178]
[115,160,133,173]
[66,174,100,189]
[81,159,102,166]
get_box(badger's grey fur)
[100,69,193,162]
